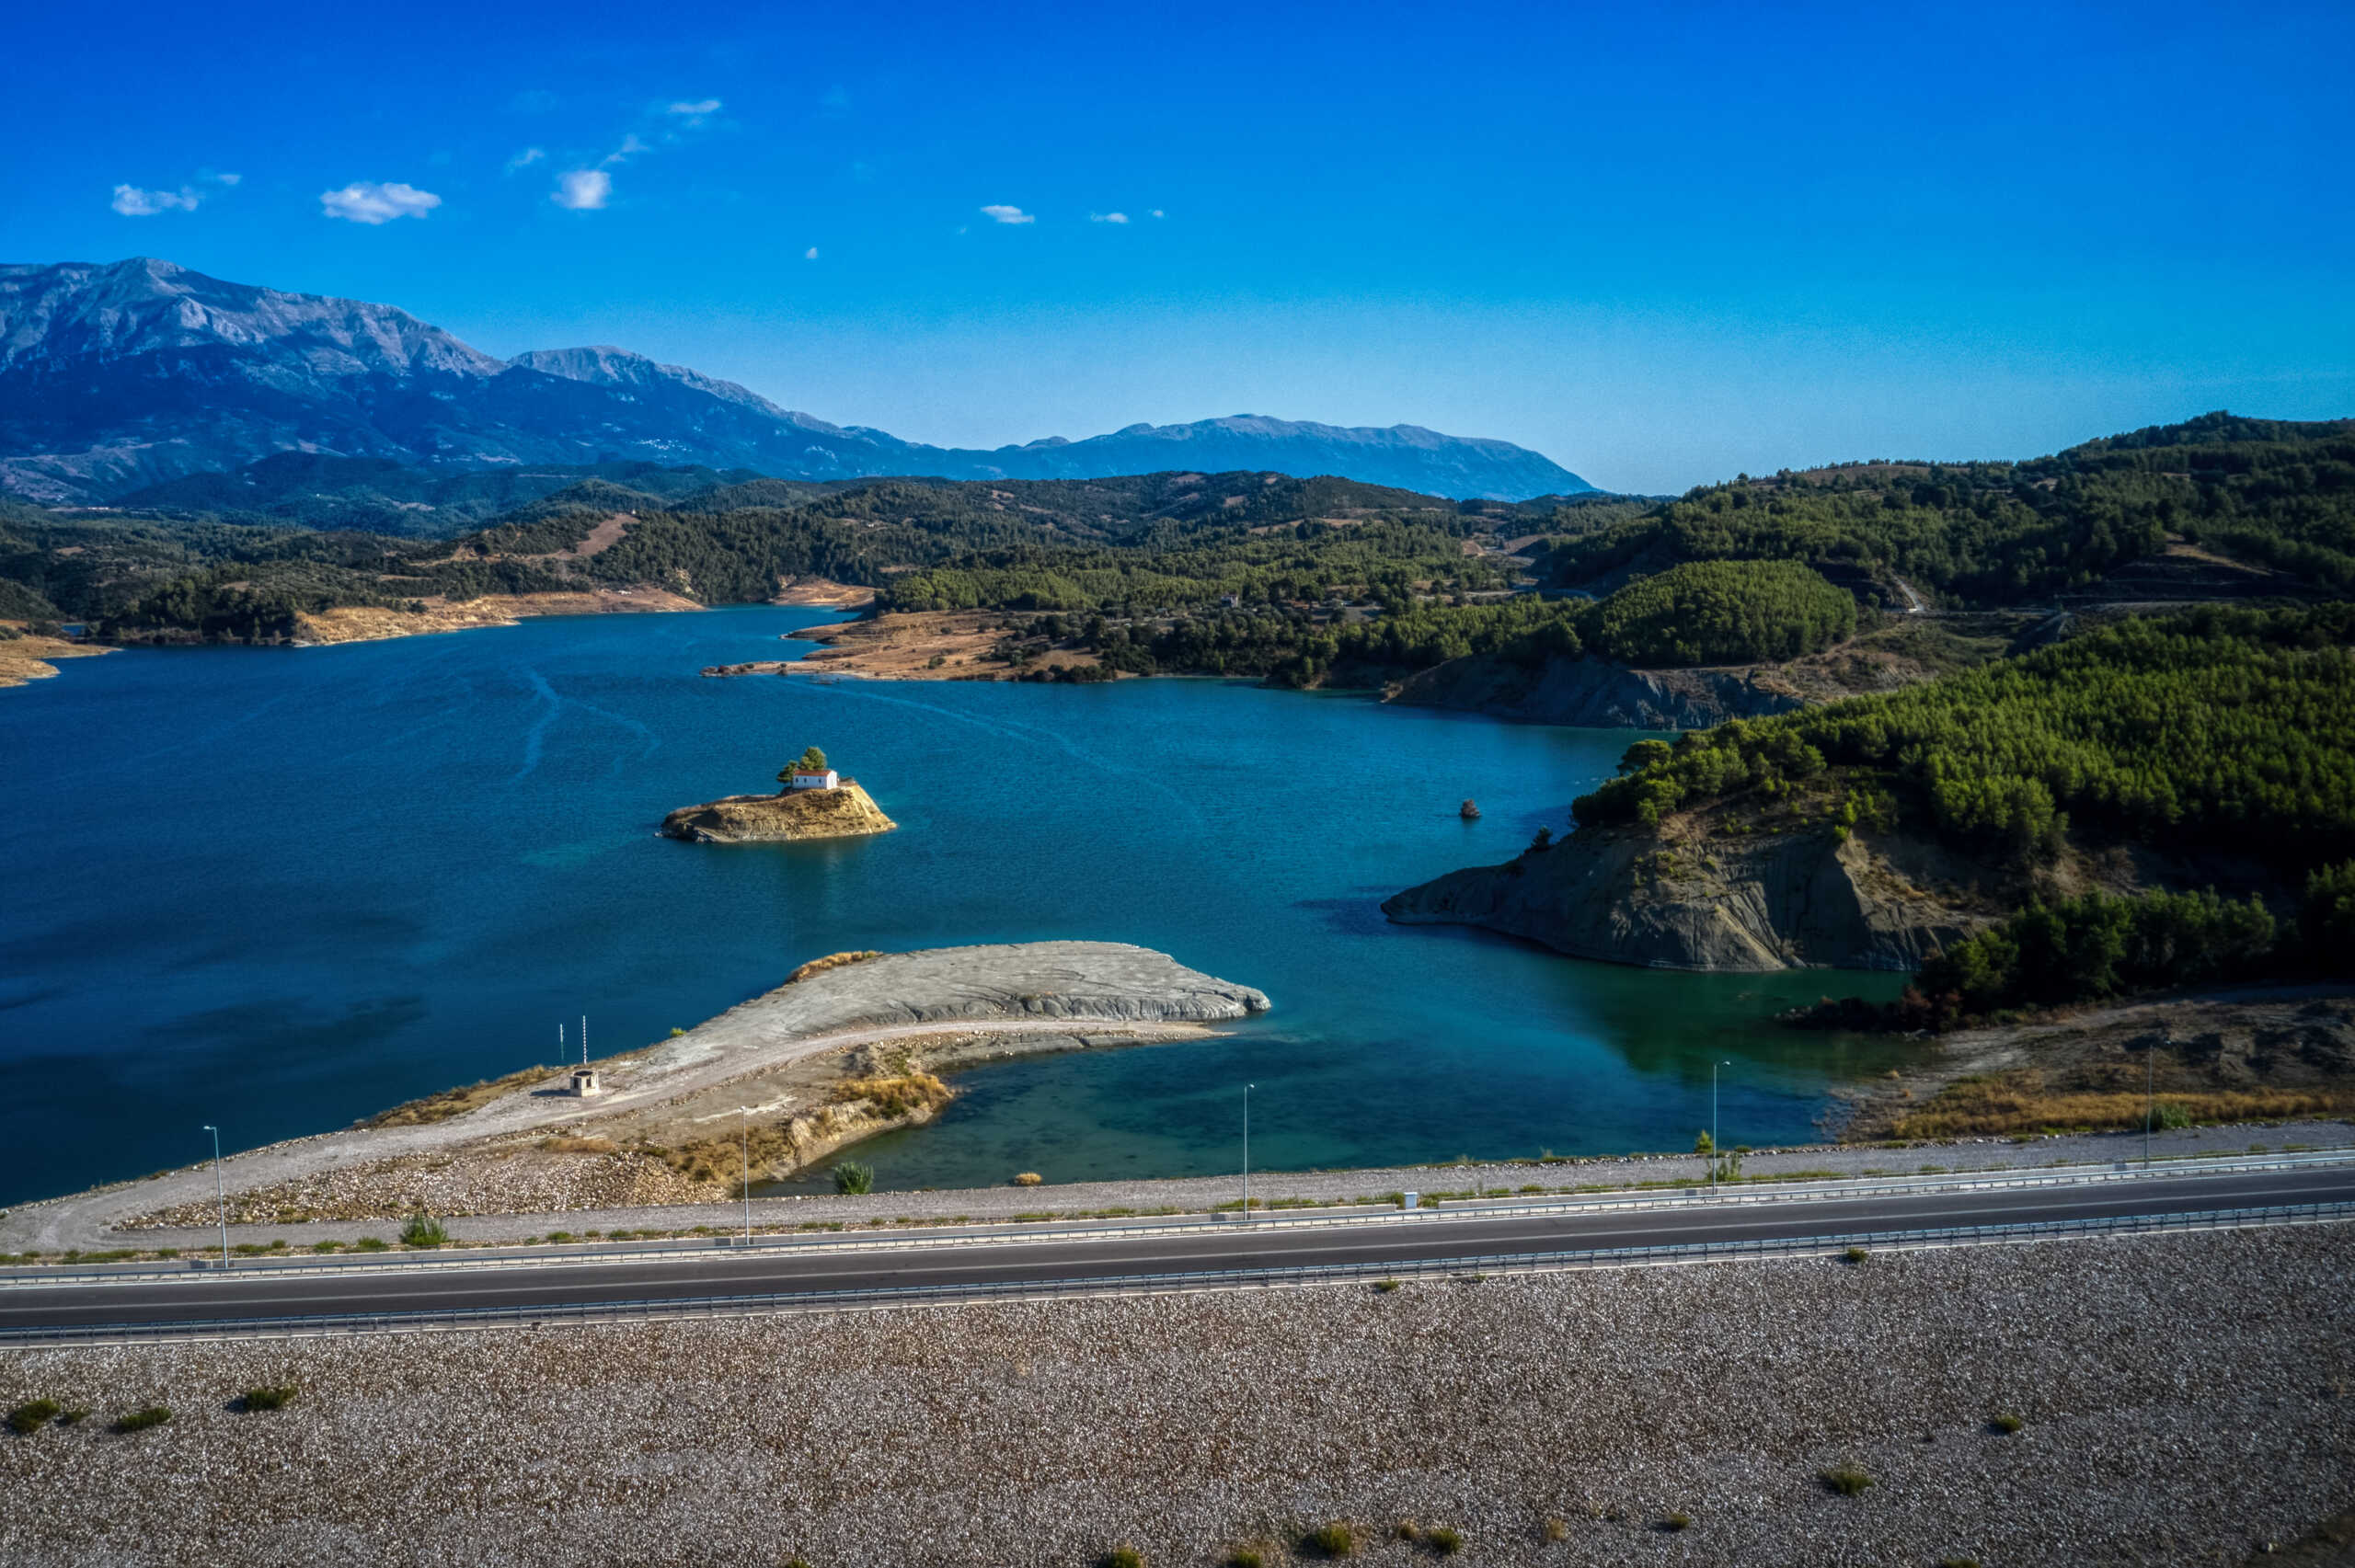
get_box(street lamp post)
[1243,1083,1255,1225]
[1710,1060,1731,1192]
[2145,1038,2160,1168]
[741,1107,753,1243]
[201,1124,227,1265]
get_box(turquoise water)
[0,608,1909,1207]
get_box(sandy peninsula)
[780,610,1109,680]
[0,626,112,689]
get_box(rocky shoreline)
[1387,651,1802,728]
[1384,814,1997,973]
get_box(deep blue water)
[0,608,1909,1206]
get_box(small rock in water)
[1459,798,1481,819]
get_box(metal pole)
[1243,1083,1254,1225]
[1711,1060,1730,1191]
[741,1107,753,1242]
[2145,1039,2155,1167]
[202,1125,227,1265]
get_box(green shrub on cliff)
[1577,604,2355,864]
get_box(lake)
[0,607,1910,1207]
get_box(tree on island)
[777,746,830,790]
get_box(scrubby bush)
[6,1399,61,1435]
[112,1406,172,1434]
[1659,1513,1693,1532]
[1820,1465,1873,1495]
[1012,1172,1043,1186]
[238,1385,298,1413]
[1223,1551,1265,1568]
[352,1237,389,1252]
[1100,1548,1144,1568]
[1301,1521,1358,1558]
[1990,1413,2024,1435]
[1423,1525,1465,1554]
[400,1214,449,1247]
[832,1162,875,1196]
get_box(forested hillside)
[1540,413,2353,604]
[6,414,2349,695]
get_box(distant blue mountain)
[0,258,1593,505]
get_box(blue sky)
[6,0,2349,492]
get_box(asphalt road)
[4,1164,2350,1339]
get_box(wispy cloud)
[804,246,820,260]
[981,204,1035,225]
[1089,212,1130,224]
[112,184,200,216]
[319,181,442,224]
[1149,208,1166,219]
[602,134,650,167]
[111,171,240,216]
[553,168,613,211]
[505,147,546,174]
[666,98,721,119]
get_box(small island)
[661,746,898,843]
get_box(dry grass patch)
[535,1135,617,1154]
[364,1064,561,1127]
[787,950,884,983]
[833,1071,952,1118]
[1891,1072,2349,1138]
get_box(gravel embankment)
[49,1117,2355,1253]
[3,1225,2350,1566]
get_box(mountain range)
[0,258,1592,506]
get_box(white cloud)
[114,170,241,214]
[1090,212,1130,224]
[111,183,201,216]
[666,98,721,117]
[1149,208,1165,218]
[553,168,612,210]
[505,147,546,174]
[602,134,650,167]
[804,246,819,260]
[319,181,442,224]
[980,204,1034,224]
